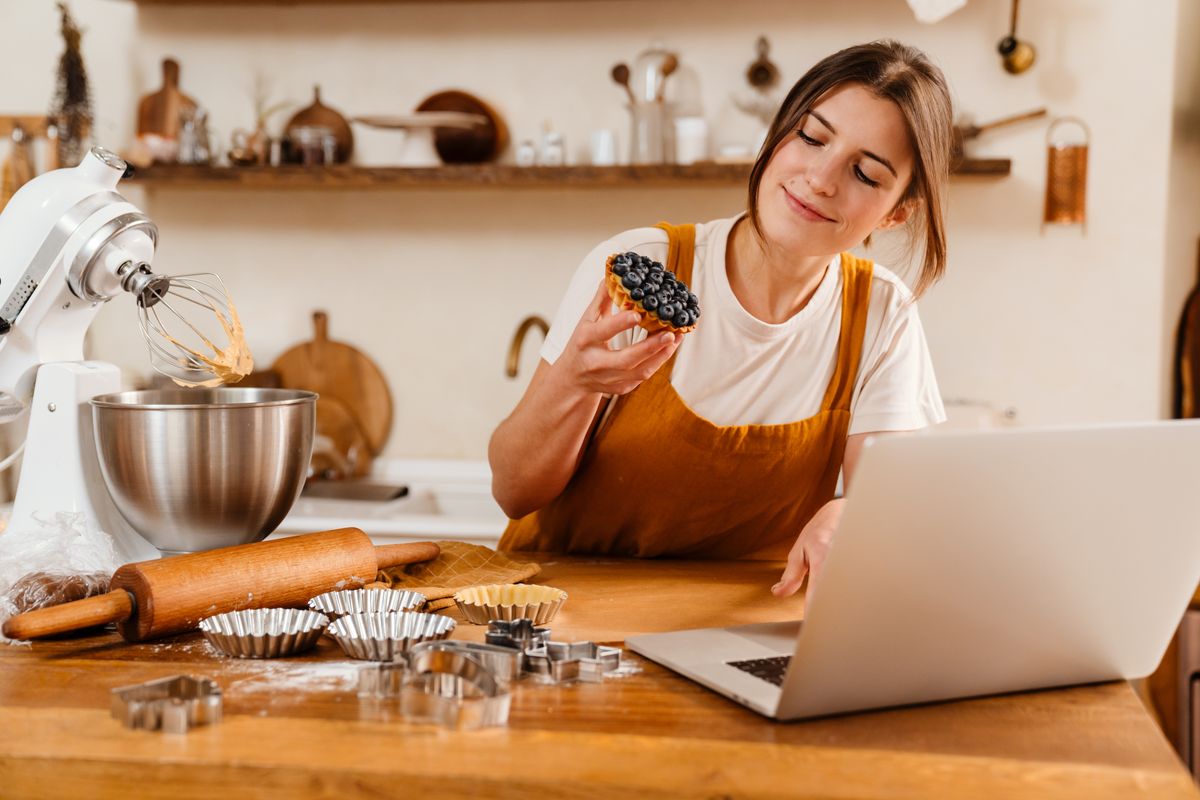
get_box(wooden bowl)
[415,90,508,163]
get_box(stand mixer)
[0,147,252,562]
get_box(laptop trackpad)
[726,620,802,653]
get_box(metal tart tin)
[199,608,330,659]
[327,611,456,661]
[308,588,426,620]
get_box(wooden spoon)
[611,63,637,106]
[655,54,679,103]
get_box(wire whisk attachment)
[119,263,254,387]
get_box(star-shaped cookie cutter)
[485,618,550,651]
[110,675,222,734]
[523,641,622,683]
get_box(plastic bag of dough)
[0,511,122,644]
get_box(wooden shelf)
[121,0,629,4]
[127,159,1011,190]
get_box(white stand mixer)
[0,147,233,562]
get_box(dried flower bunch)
[50,1,94,167]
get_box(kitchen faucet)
[506,315,549,378]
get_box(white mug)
[590,129,617,166]
[674,117,709,165]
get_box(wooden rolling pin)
[2,528,439,642]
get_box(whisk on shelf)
[118,262,253,387]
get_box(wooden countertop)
[1,555,1195,799]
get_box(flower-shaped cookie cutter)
[110,675,222,733]
[524,641,622,683]
[411,640,524,686]
[356,644,514,729]
[485,618,551,652]
[403,646,512,729]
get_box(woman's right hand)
[554,280,681,396]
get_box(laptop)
[626,421,1200,720]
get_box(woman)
[490,40,953,598]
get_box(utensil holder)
[628,103,673,165]
[1043,117,1089,230]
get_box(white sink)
[271,459,508,547]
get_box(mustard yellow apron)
[500,222,874,559]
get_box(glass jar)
[290,125,334,167]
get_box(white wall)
[1,0,1197,458]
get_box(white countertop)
[271,458,507,547]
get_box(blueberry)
[629,287,644,301]
[660,303,675,319]
[674,310,691,327]
[690,307,701,321]
[621,273,642,289]
[612,262,629,277]
[643,295,659,311]
[688,292,698,306]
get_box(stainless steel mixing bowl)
[91,388,317,554]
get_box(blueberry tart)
[605,251,700,334]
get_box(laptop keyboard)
[726,655,792,686]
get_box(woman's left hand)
[772,498,846,598]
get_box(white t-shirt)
[540,215,946,436]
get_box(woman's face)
[756,82,915,258]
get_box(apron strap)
[821,252,875,412]
[655,222,696,283]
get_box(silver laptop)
[627,421,1200,720]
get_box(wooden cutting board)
[271,311,393,457]
[311,395,373,479]
[136,58,197,141]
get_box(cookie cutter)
[110,675,222,734]
[410,640,524,686]
[485,618,551,652]
[402,647,511,730]
[357,660,410,698]
[524,641,622,683]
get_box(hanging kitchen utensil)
[746,36,780,90]
[1173,240,1200,419]
[1042,117,1089,230]
[284,85,354,164]
[415,90,507,164]
[997,0,1036,75]
[271,311,393,457]
[951,106,1047,164]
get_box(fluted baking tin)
[453,584,567,625]
[327,612,456,661]
[308,588,426,620]
[199,608,329,658]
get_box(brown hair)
[747,40,953,297]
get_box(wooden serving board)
[271,311,393,457]
[136,58,196,141]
